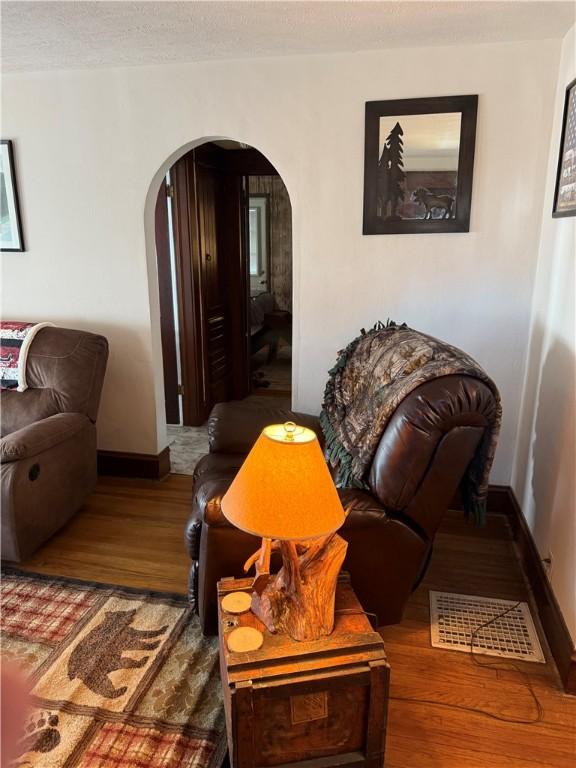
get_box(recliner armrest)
[0,413,90,463]
[208,400,321,454]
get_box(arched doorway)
[153,139,293,472]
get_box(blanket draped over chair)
[320,322,502,524]
[0,321,54,390]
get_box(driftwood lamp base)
[245,533,348,642]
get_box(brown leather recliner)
[1,327,108,561]
[186,375,499,635]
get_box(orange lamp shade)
[221,423,346,541]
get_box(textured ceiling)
[2,1,574,73]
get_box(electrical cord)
[391,601,544,724]
[337,602,544,724]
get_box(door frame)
[158,142,285,426]
[155,178,180,425]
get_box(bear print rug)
[1,570,226,768]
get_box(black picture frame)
[552,77,576,218]
[363,95,478,235]
[0,140,25,252]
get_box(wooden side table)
[217,575,389,768]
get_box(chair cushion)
[208,400,321,454]
[0,388,61,437]
[338,488,389,528]
[1,327,108,436]
[185,457,391,560]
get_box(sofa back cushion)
[1,327,108,436]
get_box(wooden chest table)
[217,576,389,768]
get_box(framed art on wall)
[552,77,576,218]
[1,140,25,251]
[363,95,478,235]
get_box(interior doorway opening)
[154,139,293,473]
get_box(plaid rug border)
[1,568,189,605]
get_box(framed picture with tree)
[1,140,25,251]
[363,95,478,234]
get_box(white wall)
[512,24,576,640]
[1,39,560,484]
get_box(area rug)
[1,569,226,768]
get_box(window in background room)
[249,195,269,295]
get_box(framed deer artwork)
[552,77,576,218]
[363,95,478,234]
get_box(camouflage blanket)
[319,322,501,524]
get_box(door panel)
[195,157,230,407]
[196,164,220,308]
[220,171,251,400]
[207,314,228,403]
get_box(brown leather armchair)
[1,327,108,561]
[185,375,499,634]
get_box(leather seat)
[186,375,499,634]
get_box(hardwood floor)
[18,475,193,593]
[15,475,576,767]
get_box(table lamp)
[221,422,347,642]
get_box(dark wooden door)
[164,144,261,426]
[168,146,247,425]
[155,179,180,425]
[171,153,208,426]
[195,158,230,406]
[220,170,251,401]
